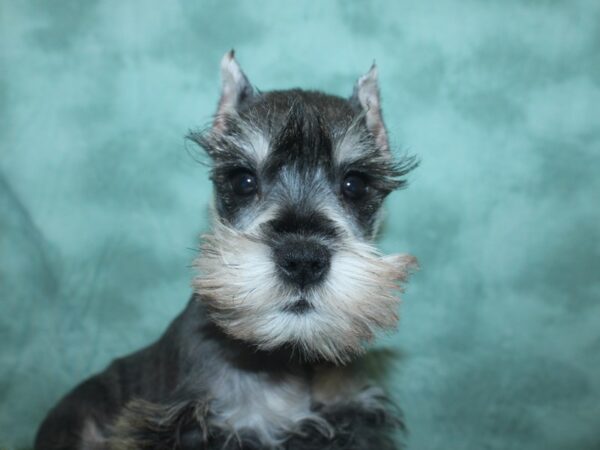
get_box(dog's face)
[191,52,417,364]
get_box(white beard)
[193,220,417,364]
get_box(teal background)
[1,1,599,449]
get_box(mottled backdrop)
[1,1,599,449]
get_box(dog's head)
[190,51,417,364]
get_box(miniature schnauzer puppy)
[35,51,418,450]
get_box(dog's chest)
[207,368,317,444]
[206,365,368,445]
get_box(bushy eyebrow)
[187,119,264,172]
[339,151,419,192]
[188,111,418,193]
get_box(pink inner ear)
[356,67,390,152]
[367,110,389,152]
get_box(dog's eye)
[230,171,258,196]
[341,174,368,199]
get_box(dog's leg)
[34,374,119,450]
[107,398,212,450]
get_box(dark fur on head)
[190,88,417,236]
[34,51,417,450]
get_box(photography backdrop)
[1,1,599,449]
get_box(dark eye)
[342,173,368,199]
[230,171,258,196]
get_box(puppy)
[35,50,418,450]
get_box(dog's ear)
[214,50,254,131]
[351,63,389,152]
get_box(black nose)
[274,240,331,287]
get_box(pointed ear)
[351,63,389,152]
[214,50,254,131]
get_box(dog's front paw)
[108,399,211,450]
